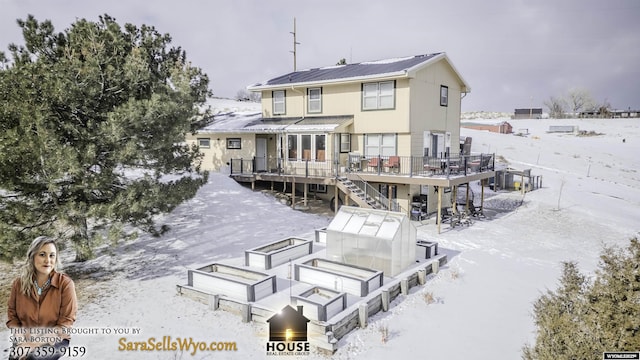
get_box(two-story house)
[187,53,495,231]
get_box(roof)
[327,206,408,240]
[248,52,470,92]
[514,108,543,115]
[197,112,354,134]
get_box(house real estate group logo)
[265,305,311,356]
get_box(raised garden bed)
[245,237,313,270]
[294,258,383,297]
[292,286,347,321]
[187,263,276,302]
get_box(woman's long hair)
[18,236,61,295]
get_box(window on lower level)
[364,133,396,156]
[226,138,241,149]
[340,134,351,153]
[198,138,211,148]
[287,134,327,161]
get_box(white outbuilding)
[325,206,417,277]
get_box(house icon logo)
[265,305,310,356]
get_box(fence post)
[358,303,368,328]
[400,278,409,295]
[409,156,413,177]
[463,156,468,175]
[241,303,252,323]
[381,289,390,312]
[230,159,234,174]
[240,158,244,174]
[377,155,381,175]
[418,269,426,285]
[305,159,309,177]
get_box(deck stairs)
[335,176,402,212]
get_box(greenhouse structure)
[325,206,417,277]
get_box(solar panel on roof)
[262,53,442,86]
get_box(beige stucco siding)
[260,80,411,134]
[185,133,255,172]
[408,60,465,156]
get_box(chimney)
[297,305,303,315]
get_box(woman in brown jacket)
[6,236,78,360]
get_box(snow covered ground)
[2,112,639,360]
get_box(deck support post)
[437,186,443,234]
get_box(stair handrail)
[342,173,405,213]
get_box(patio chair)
[423,160,441,174]
[384,156,400,173]
[368,157,381,171]
[448,159,462,174]
[468,155,492,172]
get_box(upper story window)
[362,81,395,110]
[273,90,286,115]
[440,85,448,107]
[308,88,322,113]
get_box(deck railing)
[230,153,495,178]
[347,172,404,212]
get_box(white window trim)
[287,133,327,162]
[197,138,211,149]
[364,133,397,156]
[340,133,351,153]
[226,138,241,149]
[273,90,286,115]
[362,81,395,110]
[440,85,448,107]
[308,88,322,113]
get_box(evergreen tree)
[0,15,210,261]
[523,238,640,359]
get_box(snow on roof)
[198,113,353,134]
[360,56,416,65]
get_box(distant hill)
[462,111,513,120]
[207,97,261,114]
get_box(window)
[440,85,448,107]
[287,134,326,162]
[315,134,326,161]
[379,184,397,200]
[365,134,396,156]
[273,90,286,115]
[287,134,297,159]
[308,88,322,113]
[226,138,241,149]
[362,81,395,110]
[309,184,327,193]
[301,135,311,160]
[340,134,351,153]
[197,138,211,149]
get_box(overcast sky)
[2,0,639,112]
